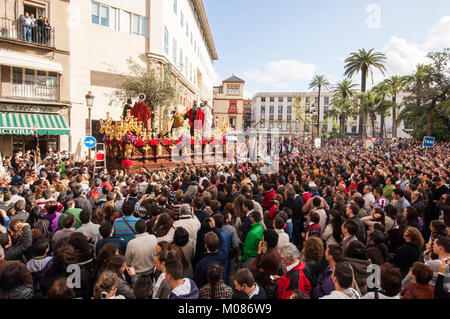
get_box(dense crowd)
[0,138,449,299]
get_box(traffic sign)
[423,136,435,148]
[84,136,97,149]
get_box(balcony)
[228,107,237,114]
[11,83,59,100]
[0,17,55,48]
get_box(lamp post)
[85,91,95,159]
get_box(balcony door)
[23,2,46,18]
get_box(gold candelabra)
[99,110,152,142]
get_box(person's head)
[193,197,204,210]
[393,188,404,200]
[242,199,254,212]
[302,236,324,262]
[153,213,173,237]
[106,255,127,276]
[132,275,153,299]
[274,215,285,230]
[164,258,183,285]
[342,219,357,237]
[325,244,343,268]
[0,263,30,298]
[289,289,310,299]
[309,211,320,224]
[278,243,300,267]
[233,268,256,295]
[173,227,189,248]
[206,263,224,298]
[403,227,425,248]
[14,200,25,212]
[62,214,75,229]
[47,277,75,299]
[204,231,220,253]
[179,203,191,216]
[345,240,367,260]
[346,203,359,218]
[410,262,434,285]
[430,220,447,239]
[79,209,91,224]
[332,262,353,290]
[374,186,383,198]
[121,200,135,216]
[433,236,450,257]
[312,197,321,208]
[33,238,50,257]
[249,210,261,224]
[93,271,118,299]
[263,229,278,248]
[377,263,403,296]
[212,213,225,229]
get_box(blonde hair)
[93,271,118,299]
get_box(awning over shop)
[0,113,69,135]
[0,50,63,74]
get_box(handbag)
[348,263,362,296]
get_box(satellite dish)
[138,93,146,101]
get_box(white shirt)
[248,284,260,299]
[286,261,300,272]
[363,193,376,211]
[152,272,165,299]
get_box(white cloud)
[244,88,257,100]
[244,59,317,87]
[422,16,450,50]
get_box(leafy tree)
[344,48,387,138]
[111,54,176,125]
[372,82,392,138]
[381,75,409,137]
[309,74,330,138]
[293,96,313,139]
[329,97,356,135]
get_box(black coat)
[393,242,420,277]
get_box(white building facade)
[68,0,217,153]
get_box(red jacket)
[277,261,311,299]
[262,189,276,209]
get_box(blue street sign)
[84,136,97,149]
[423,136,435,148]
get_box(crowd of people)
[0,137,449,299]
[20,12,52,45]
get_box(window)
[286,123,291,130]
[305,97,310,105]
[227,86,239,95]
[352,126,357,133]
[324,97,329,105]
[261,115,265,122]
[120,10,131,33]
[269,115,274,121]
[261,97,266,102]
[174,0,177,14]
[269,122,274,129]
[132,14,147,36]
[91,2,109,27]
[261,122,265,129]
[37,71,46,86]
[47,72,58,87]
[91,2,99,24]
[287,97,292,103]
[261,106,265,114]
[287,106,292,114]
[278,123,282,129]
[278,106,283,114]
[12,68,22,84]
[25,69,35,84]
[173,39,177,64]
[270,97,274,102]
[278,97,283,102]
[269,106,274,114]
[180,11,184,26]
[164,27,169,55]
[278,115,282,121]
[229,117,235,128]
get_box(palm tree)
[329,97,355,135]
[333,79,359,100]
[358,92,378,137]
[344,48,387,138]
[382,75,408,138]
[309,74,330,138]
[372,82,392,138]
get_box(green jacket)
[383,185,396,202]
[58,208,82,230]
[242,222,263,262]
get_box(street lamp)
[85,91,95,158]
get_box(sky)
[203,0,450,99]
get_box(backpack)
[89,187,101,200]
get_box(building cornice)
[192,0,218,60]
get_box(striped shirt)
[374,196,389,210]
[113,215,139,242]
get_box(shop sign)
[0,128,35,135]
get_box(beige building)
[213,75,245,130]
[0,0,71,157]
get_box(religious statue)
[130,95,151,129]
[201,101,213,139]
[122,98,133,118]
[183,101,205,137]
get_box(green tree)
[293,96,313,139]
[111,54,176,123]
[333,79,359,100]
[382,75,409,137]
[344,48,387,138]
[400,49,450,141]
[329,97,355,135]
[372,82,392,138]
[308,74,330,138]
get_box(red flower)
[121,159,133,167]
[148,139,159,146]
[174,139,181,144]
[161,139,171,146]
[134,139,144,147]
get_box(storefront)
[0,112,69,157]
